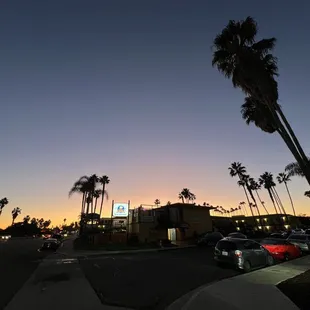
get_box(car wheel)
[243,260,251,273]
[283,252,290,261]
[266,254,275,266]
[216,261,224,268]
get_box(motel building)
[127,203,213,244]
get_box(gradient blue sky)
[1,0,310,227]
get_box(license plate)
[222,251,228,256]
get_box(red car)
[261,238,302,261]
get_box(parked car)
[214,238,274,272]
[197,232,224,246]
[269,233,285,239]
[39,240,59,252]
[227,232,247,239]
[287,234,310,253]
[51,234,63,242]
[1,235,11,240]
[46,238,61,245]
[292,228,304,234]
[260,238,302,261]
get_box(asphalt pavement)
[0,238,49,309]
[80,247,239,310]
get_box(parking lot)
[80,247,239,309]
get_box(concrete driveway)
[0,238,49,309]
[80,247,239,309]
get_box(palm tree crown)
[12,207,22,224]
[229,162,247,178]
[178,188,196,203]
[284,157,310,177]
[212,16,278,100]
[277,173,290,184]
[0,197,9,215]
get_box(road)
[80,247,239,309]
[0,238,48,309]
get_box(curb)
[167,254,310,310]
[75,245,197,259]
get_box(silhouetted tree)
[212,16,310,184]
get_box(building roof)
[161,203,213,210]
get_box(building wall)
[182,206,212,239]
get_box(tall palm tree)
[259,172,282,215]
[277,172,296,216]
[154,199,160,207]
[0,197,9,216]
[212,17,310,185]
[98,175,110,219]
[178,188,196,203]
[248,178,269,214]
[12,207,22,224]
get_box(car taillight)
[235,250,242,257]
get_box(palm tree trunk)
[81,192,86,214]
[275,120,310,185]
[94,198,98,214]
[272,188,286,215]
[272,190,282,214]
[277,107,310,166]
[242,186,257,228]
[284,182,296,216]
[246,185,264,229]
[255,191,269,214]
[99,184,106,219]
[267,189,278,214]
[262,97,310,184]
[272,187,290,226]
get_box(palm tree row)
[69,174,110,228]
[212,17,310,187]
[229,162,296,223]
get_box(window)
[289,235,307,241]
[244,241,261,250]
[216,240,237,251]
[261,239,286,245]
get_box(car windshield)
[289,235,307,240]
[228,233,245,238]
[216,240,237,251]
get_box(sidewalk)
[168,255,310,310]
[5,237,132,310]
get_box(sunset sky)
[1,1,310,228]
